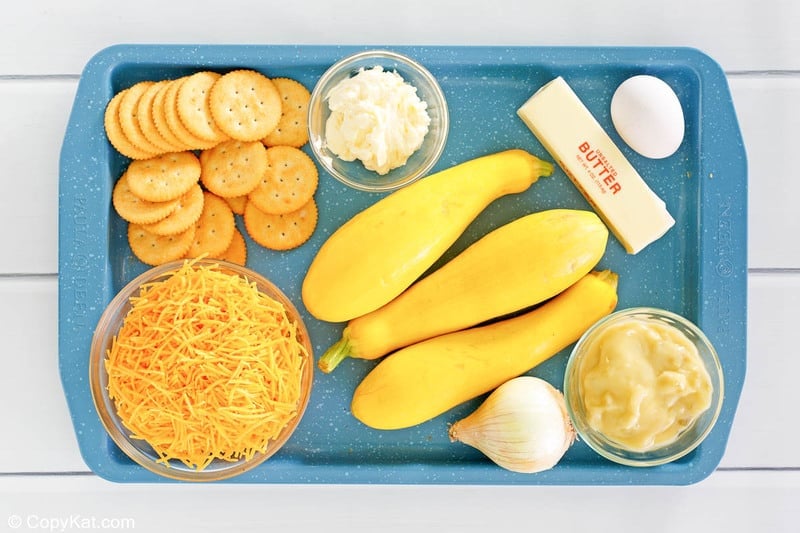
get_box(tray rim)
[58,43,748,485]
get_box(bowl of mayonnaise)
[563,307,724,467]
[308,49,449,192]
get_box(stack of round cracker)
[106,69,318,266]
[105,70,311,158]
[112,152,240,266]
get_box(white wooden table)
[1,1,798,530]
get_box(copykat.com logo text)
[7,513,135,531]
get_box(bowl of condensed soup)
[563,307,724,467]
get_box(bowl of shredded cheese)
[308,49,449,192]
[89,259,313,481]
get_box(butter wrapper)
[517,77,675,254]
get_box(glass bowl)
[89,259,313,481]
[563,307,724,467]
[307,49,449,192]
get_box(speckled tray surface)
[58,44,747,484]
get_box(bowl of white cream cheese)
[308,49,449,192]
[563,307,724,467]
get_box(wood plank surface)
[0,79,75,274]
[0,1,798,75]
[0,471,797,532]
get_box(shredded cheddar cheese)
[105,261,308,471]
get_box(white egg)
[610,75,685,159]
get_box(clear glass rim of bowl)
[563,306,725,467]
[307,49,450,192]
[88,258,314,482]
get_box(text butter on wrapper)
[517,77,675,254]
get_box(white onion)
[449,376,576,473]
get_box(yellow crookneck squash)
[301,149,554,323]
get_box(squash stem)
[533,158,555,178]
[591,269,619,290]
[318,338,353,373]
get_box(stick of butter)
[517,76,675,254]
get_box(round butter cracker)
[112,171,180,224]
[200,139,267,198]
[128,223,196,266]
[224,195,248,215]
[126,151,202,203]
[104,89,157,160]
[262,77,311,148]
[152,80,191,152]
[244,199,317,251]
[248,145,318,215]
[142,183,204,236]
[137,80,184,153]
[217,228,247,266]
[176,71,230,143]
[185,192,236,258]
[163,76,219,151]
[209,70,282,142]
[118,81,166,155]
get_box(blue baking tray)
[58,44,747,484]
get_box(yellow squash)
[319,209,608,372]
[301,149,554,322]
[350,270,619,430]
